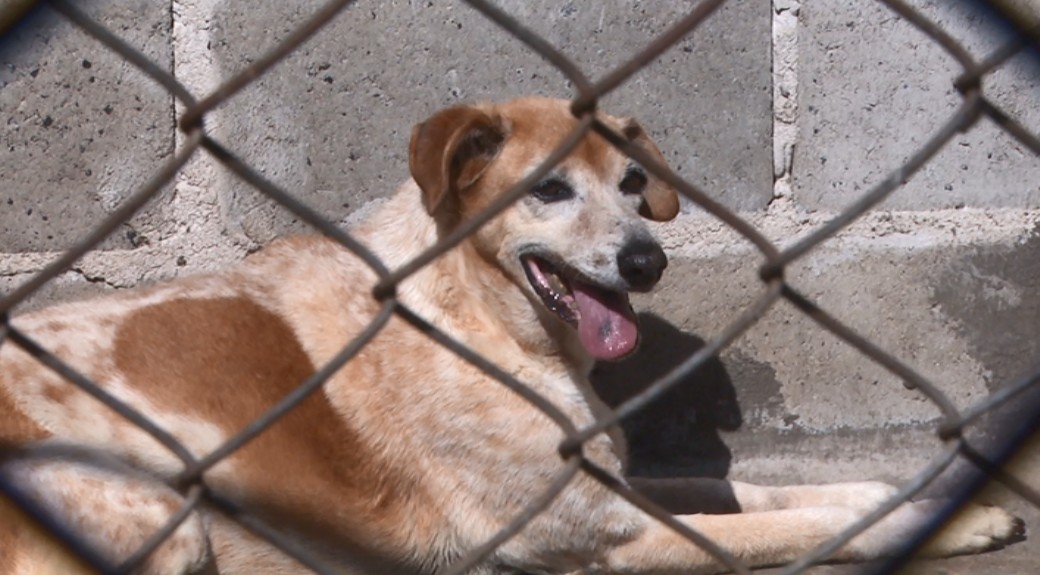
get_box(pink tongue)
[572,282,639,360]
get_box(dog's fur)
[0,97,1023,574]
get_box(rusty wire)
[0,0,1039,574]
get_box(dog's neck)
[356,182,592,374]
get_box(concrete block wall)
[1,2,174,253]
[2,2,1039,566]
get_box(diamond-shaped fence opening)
[1,0,1039,574]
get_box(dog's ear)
[409,105,506,216]
[622,119,680,222]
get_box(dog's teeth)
[547,273,567,294]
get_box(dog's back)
[0,232,443,568]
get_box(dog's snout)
[617,238,667,291]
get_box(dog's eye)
[531,179,574,203]
[619,169,648,196]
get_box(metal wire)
[0,0,1038,573]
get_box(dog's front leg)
[593,501,1021,575]
[1,450,212,575]
[629,477,908,516]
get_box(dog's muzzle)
[521,239,666,362]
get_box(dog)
[0,97,1024,574]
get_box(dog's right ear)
[409,105,506,216]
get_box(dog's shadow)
[590,313,747,514]
[590,313,741,479]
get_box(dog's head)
[408,97,679,361]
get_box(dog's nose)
[617,238,668,291]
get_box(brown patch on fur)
[0,367,49,445]
[41,382,74,405]
[40,320,70,333]
[113,297,418,555]
[501,98,620,178]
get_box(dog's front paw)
[845,499,1024,560]
[918,502,1025,557]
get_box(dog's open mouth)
[521,255,639,361]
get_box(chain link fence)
[1,0,1039,573]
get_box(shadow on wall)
[925,225,1040,498]
[590,313,742,479]
[934,225,1040,394]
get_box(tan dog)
[0,97,1024,574]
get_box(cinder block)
[202,0,772,244]
[0,1,174,253]
[794,0,1040,211]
